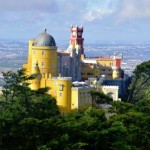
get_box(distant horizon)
[0,38,150,45]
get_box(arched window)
[42,62,45,66]
[59,93,62,97]
[42,51,45,56]
[59,84,63,91]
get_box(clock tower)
[70,25,84,55]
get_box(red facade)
[114,59,121,67]
[70,25,84,54]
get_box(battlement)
[102,85,119,89]
[85,54,123,60]
[71,25,83,32]
[82,59,97,64]
[51,77,72,81]
[72,86,92,90]
[110,54,123,60]
[41,73,52,79]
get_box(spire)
[44,28,47,33]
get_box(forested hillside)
[0,61,150,150]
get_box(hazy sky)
[0,0,150,43]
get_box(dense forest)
[0,61,150,150]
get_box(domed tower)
[29,29,58,77]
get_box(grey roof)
[34,30,56,46]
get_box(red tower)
[70,25,84,54]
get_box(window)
[87,72,93,75]
[59,84,63,91]
[42,62,45,66]
[73,32,76,36]
[59,93,62,97]
[42,51,45,56]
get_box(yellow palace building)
[23,27,123,113]
[23,29,93,113]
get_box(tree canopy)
[0,68,150,149]
[128,60,150,103]
[90,90,112,108]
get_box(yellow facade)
[96,59,114,67]
[81,58,121,80]
[24,32,89,113]
[71,87,93,110]
[23,31,72,113]
[23,30,122,114]
[24,38,58,77]
[81,63,113,80]
[32,46,57,76]
[23,40,34,75]
[81,54,85,60]
[47,77,72,114]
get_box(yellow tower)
[24,29,58,77]
[32,29,58,76]
[23,40,34,75]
